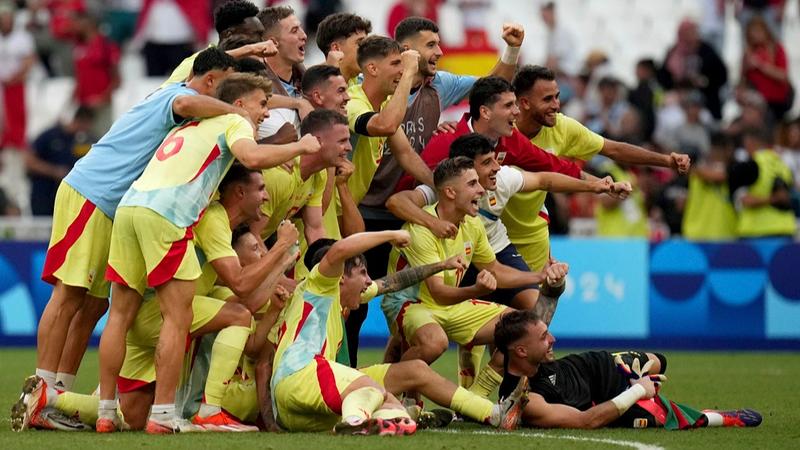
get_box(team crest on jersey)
[464,242,472,256]
[87,269,95,285]
[633,418,648,428]
[496,151,507,163]
[488,192,497,206]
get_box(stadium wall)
[0,238,798,349]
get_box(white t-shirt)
[0,28,34,81]
[417,165,524,253]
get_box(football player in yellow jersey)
[382,157,568,398]
[508,65,691,271]
[316,13,372,85]
[97,73,321,434]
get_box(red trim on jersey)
[104,264,128,286]
[395,300,416,343]
[189,144,221,182]
[635,398,667,425]
[320,339,328,356]
[146,227,194,287]
[293,301,314,341]
[315,356,343,414]
[538,210,550,224]
[41,199,97,284]
[117,376,153,394]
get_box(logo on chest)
[464,241,472,256]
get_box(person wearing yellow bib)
[683,133,738,240]
[509,66,691,270]
[737,128,796,238]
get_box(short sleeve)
[306,170,326,208]
[225,115,256,147]
[415,185,437,205]
[194,205,236,262]
[559,114,604,160]
[161,84,197,129]
[306,264,341,298]
[401,224,442,273]
[434,71,477,108]
[503,133,582,178]
[346,86,374,135]
[497,166,524,198]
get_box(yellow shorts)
[106,206,201,295]
[396,300,507,346]
[513,237,550,272]
[274,356,367,431]
[207,285,235,301]
[222,377,258,424]
[42,182,113,298]
[118,293,226,392]
[358,363,390,387]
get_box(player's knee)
[82,298,110,320]
[227,302,252,327]
[418,335,448,361]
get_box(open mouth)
[298,44,305,57]
[470,199,479,208]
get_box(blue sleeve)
[433,71,477,109]
[161,84,197,128]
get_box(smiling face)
[275,14,307,64]
[444,168,485,217]
[336,30,368,77]
[404,30,443,78]
[519,79,560,128]
[234,231,266,266]
[472,152,501,191]
[513,321,556,365]
[369,51,404,96]
[236,89,270,126]
[340,261,372,310]
[483,91,520,138]
[240,171,269,223]
[313,75,350,115]
[316,123,352,166]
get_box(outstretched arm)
[374,255,466,296]
[319,230,411,278]
[232,133,320,170]
[521,171,613,194]
[601,139,690,174]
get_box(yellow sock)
[204,325,250,408]
[450,386,494,423]
[341,387,383,423]
[468,364,503,398]
[372,407,411,420]
[54,391,99,425]
[458,345,485,388]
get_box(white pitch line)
[428,428,665,450]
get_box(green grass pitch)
[0,347,797,449]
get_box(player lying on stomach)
[494,309,763,430]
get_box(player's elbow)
[236,151,262,170]
[172,95,195,117]
[385,194,403,215]
[369,119,400,136]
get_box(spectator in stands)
[386,0,439,37]
[540,1,579,77]
[135,0,210,76]
[0,1,35,151]
[18,0,58,77]
[46,0,85,77]
[683,132,738,240]
[586,77,633,140]
[777,117,800,214]
[25,107,95,216]
[663,90,712,161]
[736,0,785,40]
[628,59,663,142]
[72,13,121,137]
[726,86,771,147]
[700,0,726,54]
[104,0,141,45]
[659,18,728,120]
[736,127,796,238]
[591,156,649,238]
[742,15,793,121]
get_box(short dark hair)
[512,65,556,97]
[356,35,401,69]
[494,310,541,357]
[192,47,237,76]
[394,16,439,42]
[217,72,272,104]
[214,0,260,34]
[301,64,343,93]
[219,34,260,52]
[316,12,372,56]
[300,108,348,136]
[742,127,773,146]
[433,156,476,190]
[73,105,95,122]
[219,162,260,196]
[258,5,294,35]
[231,223,253,247]
[448,133,494,160]
[234,57,268,76]
[305,238,367,275]
[469,76,514,121]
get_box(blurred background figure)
[741,15,793,121]
[134,0,209,76]
[386,0,439,37]
[25,106,95,216]
[658,18,728,120]
[540,1,579,78]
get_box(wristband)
[501,46,521,65]
[610,383,646,414]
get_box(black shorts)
[460,243,538,306]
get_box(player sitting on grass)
[494,309,764,429]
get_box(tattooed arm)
[374,255,467,296]
[533,262,568,326]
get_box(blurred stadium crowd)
[0,0,798,241]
